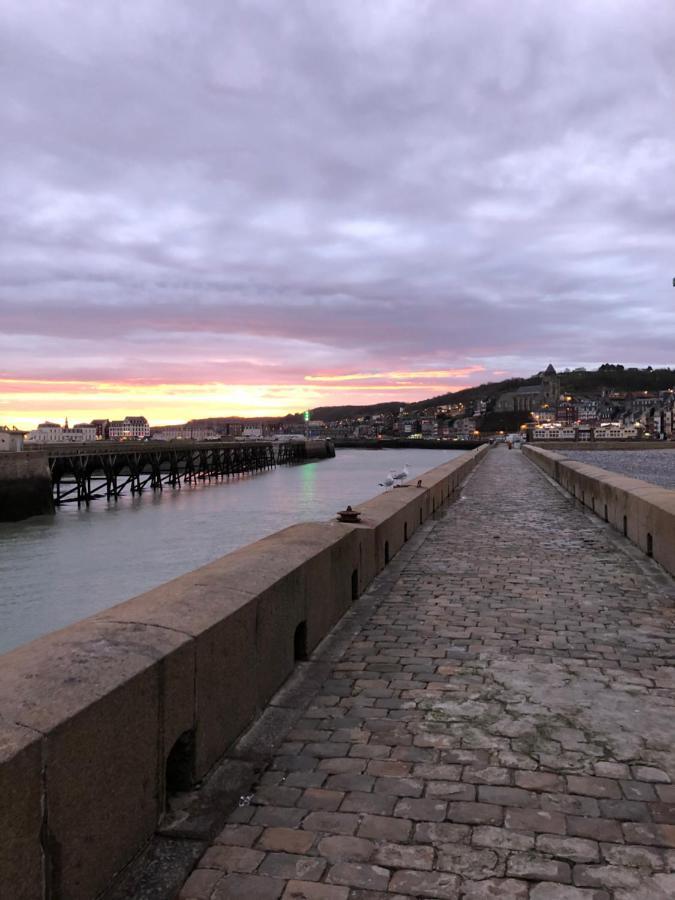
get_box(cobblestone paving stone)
[561,450,675,489]
[179,448,675,899]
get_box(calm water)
[0,448,461,654]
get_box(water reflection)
[0,448,461,653]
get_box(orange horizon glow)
[0,373,480,431]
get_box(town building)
[595,424,639,440]
[91,419,110,440]
[27,421,97,443]
[495,364,561,413]
[73,423,97,442]
[532,423,640,441]
[28,422,63,443]
[151,424,220,441]
[108,416,150,440]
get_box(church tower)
[542,364,560,405]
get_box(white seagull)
[392,464,409,483]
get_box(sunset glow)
[1,372,480,430]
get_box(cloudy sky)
[1,0,674,427]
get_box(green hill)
[196,366,675,424]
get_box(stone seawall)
[524,444,675,577]
[0,444,488,900]
[531,440,674,451]
[304,437,335,459]
[0,452,53,522]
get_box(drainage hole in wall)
[166,729,196,796]
[294,621,308,661]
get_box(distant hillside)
[299,402,404,422]
[300,365,674,422]
[558,365,675,394]
[194,366,675,424]
[405,376,540,413]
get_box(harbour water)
[0,447,461,654]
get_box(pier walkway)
[179,448,675,900]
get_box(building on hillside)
[437,403,465,416]
[495,364,561,414]
[631,394,659,413]
[541,363,560,405]
[532,409,556,424]
[576,400,599,421]
[557,403,578,424]
[495,385,543,413]
[420,417,438,437]
[394,417,420,436]
[0,427,26,451]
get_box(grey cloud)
[1,0,675,396]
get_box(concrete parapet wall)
[0,444,487,900]
[0,452,53,521]
[524,445,675,576]
[531,441,674,451]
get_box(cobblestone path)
[180,448,675,900]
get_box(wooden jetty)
[47,440,307,507]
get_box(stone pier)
[179,447,675,900]
[0,451,53,521]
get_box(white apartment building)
[28,422,63,442]
[595,425,639,440]
[27,422,97,443]
[532,426,576,440]
[533,424,640,441]
[151,425,220,441]
[108,416,150,440]
[72,423,97,442]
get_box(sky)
[1,0,674,428]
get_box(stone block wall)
[0,452,53,521]
[524,444,675,577]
